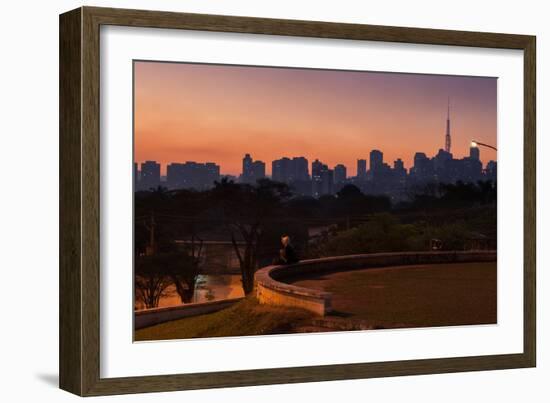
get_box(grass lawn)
[136,262,496,341]
[134,295,315,341]
[290,262,497,329]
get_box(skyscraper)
[412,152,433,182]
[320,168,334,196]
[393,158,406,179]
[393,158,404,171]
[242,154,265,184]
[242,154,253,181]
[272,156,309,183]
[312,159,333,197]
[292,157,309,181]
[311,159,324,180]
[167,163,185,189]
[167,161,220,190]
[251,160,266,183]
[272,157,291,182]
[140,161,161,190]
[434,148,453,182]
[486,160,497,182]
[357,159,367,179]
[205,162,221,185]
[369,150,383,172]
[470,145,480,160]
[334,164,347,184]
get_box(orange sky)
[134,61,497,176]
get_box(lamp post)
[471,140,497,151]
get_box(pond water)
[135,274,244,310]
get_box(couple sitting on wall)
[273,235,299,265]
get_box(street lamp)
[471,140,497,151]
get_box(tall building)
[466,159,482,182]
[486,160,497,182]
[140,161,160,190]
[462,147,482,182]
[292,157,309,181]
[411,152,433,182]
[334,164,347,184]
[470,145,480,160]
[241,154,265,184]
[205,162,221,185]
[167,161,220,190]
[393,158,404,171]
[311,159,324,180]
[250,160,266,183]
[434,149,453,182]
[166,163,185,189]
[272,157,292,183]
[273,156,310,183]
[242,154,253,181]
[311,159,333,197]
[369,150,383,172]
[414,152,426,169]
[357,159,367,179]
[393,158,406,179]
[320,168,334,196]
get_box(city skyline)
[134,145,494,180]
[134,61,497,176]
[135,144,496,202]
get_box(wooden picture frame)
[59,6,536,396]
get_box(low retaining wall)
[135,297,244,330]
[254,251,496,316]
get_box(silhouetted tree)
[406,180,497,210]
[211,178,291,294]
[331,185,391,222]
[135,255,171,309]
[135,243,204,307]
[167,237,203,303]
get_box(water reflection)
[135,274,244,310]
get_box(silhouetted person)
[274,235,299,265]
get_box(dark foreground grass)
[291,262,497,329]
[136,262,496,341]
[134,296,315,341]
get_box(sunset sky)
[134,61,497,176]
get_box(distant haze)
[134,61,497,176]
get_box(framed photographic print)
[59,6,536,396]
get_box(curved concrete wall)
[135,297,244,330]
[255,251,496,316]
